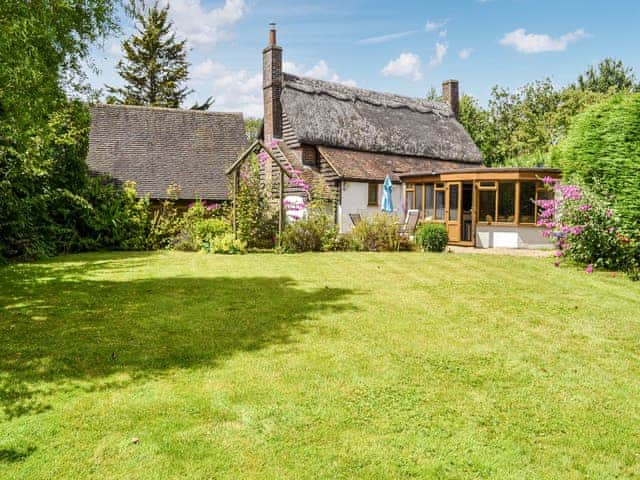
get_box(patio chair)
[398,209,420,238]
[349,213,362,227]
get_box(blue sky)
[89,0,640,117]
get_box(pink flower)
[585,264,593,274]
[606,209,613,218]
[554,250,563,257]
[578,204,592,212]
[542,176,555,185]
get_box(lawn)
[1,251,639,479]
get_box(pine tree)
[107,1,191,107]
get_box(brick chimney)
[442,79,460,120]
[263,23,283,143]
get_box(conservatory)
[399,168,562,249]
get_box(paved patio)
[447,246,554,257]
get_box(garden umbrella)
[381,175,394,213]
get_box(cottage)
[87,104,248,203]
[256,24,560,248]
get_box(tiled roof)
[87,104,248,200]
[318,146,473,182]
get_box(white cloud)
[382,53,423,81]
[161,0,245,45]
[428,42,448,68]
[425,19,448,32]
[458,48,474,60]
[357,30,419,45]
[284,60,356,86]
[499,28,589,54]
[191,59,262,117]
[305,60,330,78]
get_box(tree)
[107,1,191,107]
[0,0,118,136]
[576,58,637,94]
[190,97,214,111]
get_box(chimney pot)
[269,23,277,46]
[442,79,460,120]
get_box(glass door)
[446,182,462,243]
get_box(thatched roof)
[87,104,247,200]
[280,74,483,163]
[318,146,473,182]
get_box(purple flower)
[542,176,555,185]
[578,204,592,212]
[606,209,613,218]
[554,250,563,257]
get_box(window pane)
[368,184,378,205]
[415,185,423,213]
[498,182,516,222]
[519,182,537,223]
[435,190,446,220]
[479,190,496,222]
[449,184,459,221]
[405,190,415,210]
[425,184,434,219]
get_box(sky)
[88,0,640,118]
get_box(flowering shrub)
[538,177,639,279]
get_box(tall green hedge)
[557,93,640,229]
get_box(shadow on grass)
[0,254,356,420]
[0,446,36,464]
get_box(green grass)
[1,251,640,479]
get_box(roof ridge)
[282,73,452,117]
[91,103,243,117]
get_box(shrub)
[280,211,337,253]
[415,223,448,252]
[350,213,398,252]
[538,178,639,279]
[178,200,231,251]
[556,93,640,231]
[210,233,247,254]
[234,156,278,249]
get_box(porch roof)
[399,167,562,182]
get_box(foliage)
[145,184,182,250]
[576,58,637,94]
[244,118,262,142]
[555,93,640,231]
[234,156,278,249]
[415,223,448,252]
[0,0,118,134]
[279,211,337,253]
[209,233,247,254]
[350,213,398,252]
[106,1,191,107]
[178,200,230,251]
[458,62,628,166]
[538,179,639,280]
[0,0,118,261]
